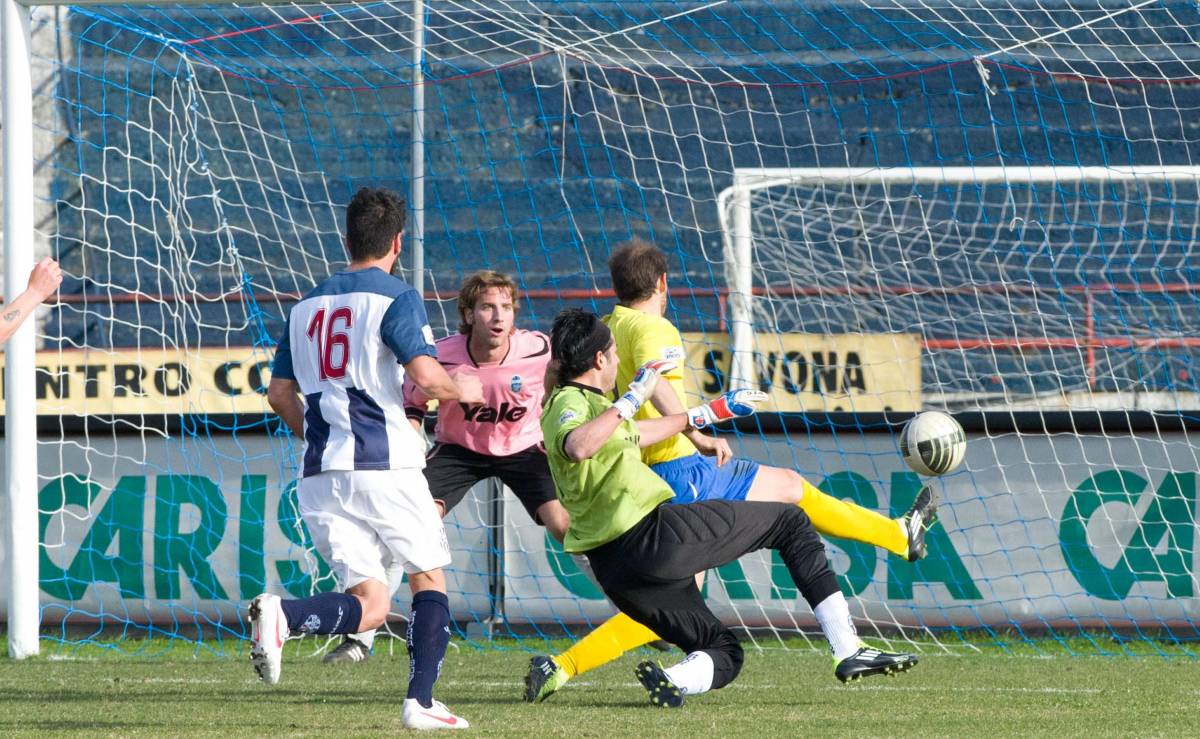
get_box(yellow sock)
[799,479,908,558]
[554,612,660,678]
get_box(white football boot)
[249,593,287,684]
[401,698,470,730]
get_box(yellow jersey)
[602,304,696,466]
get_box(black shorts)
[584,501,840,690]
[423,442,558,524]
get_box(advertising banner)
[3,432,1196,630]
[0,347,275,416]
[504,431,1199,628]
[680,332,922,412]
[0,434,492,623]
[0,335,920,417]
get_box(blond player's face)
[469,287,515,349]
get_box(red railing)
[43,282,1200,388]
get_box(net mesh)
[7,0,1199,657]
[731,174,1200,403]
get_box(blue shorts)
[651,453,761,504]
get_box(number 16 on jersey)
[307,307,353,380]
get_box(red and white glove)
[687,389,768,429]
[612,359,676,420]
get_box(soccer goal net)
[718,166,1200,406]
[5,0,1199,658]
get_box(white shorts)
[297,469,451,589]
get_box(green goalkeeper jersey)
[541,381,674,553]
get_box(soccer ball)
[900,411,966,476]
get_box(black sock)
[406,590,451,709]
[279,592,363,635]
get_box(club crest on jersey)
[301,614,321,633]
[510,375,523,392]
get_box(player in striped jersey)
[254,188,481,730]
[324,270,571,664]
[526,239,936,701]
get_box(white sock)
[663,651,715,696]
[351,629,376,650]
[813,592,861,661]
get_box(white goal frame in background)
[718,165,1200,394]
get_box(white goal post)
[2,0,40,660]
[717,165,1200,397]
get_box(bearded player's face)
[468,286,515,350]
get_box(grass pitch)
[1,638,1197,737]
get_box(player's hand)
[613,359,676,420]
[691,433,733,466]
[687,389,767,430]
[628,359,675,398]
[452,372,485,406]
[27,257,62,302]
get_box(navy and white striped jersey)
[271,267,436,477]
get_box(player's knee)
[407,568,445,593]
[346,589,389,631]
[753,466,805,504]
[347,578,393,630]
[781,468,808,502]
[357,596,390,631]
[779,501,811,530]
[790,499,811,519]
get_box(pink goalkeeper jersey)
[403,329,550,457]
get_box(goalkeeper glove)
[612,359,676,420]
[687,389,768,429]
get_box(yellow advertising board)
[2,334,919,416]
[0,347,275,416]
[681,332,921,412]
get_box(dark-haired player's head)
[550,308,618,391]
[457,271,520,349]
[345,187,408,262]
[608,238,669,308]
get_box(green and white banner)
[2,432,1196,629]
[507,432,1199,628]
